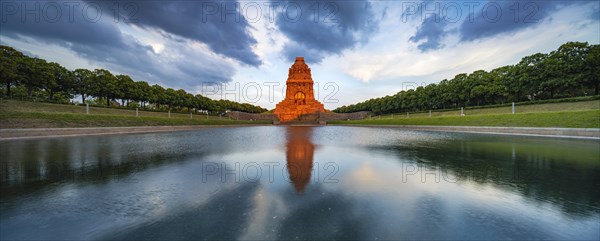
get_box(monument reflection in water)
[285,126,315,193]
[1,126,598,240]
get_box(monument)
[274,57,326,122]
[286,127,315,193]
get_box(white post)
[206,112,209,119]
[461,107,464,116]
[512,102,515,114]
[391,114,394,119]
[136,108,138,117]
[429,110,431,117]
[86,103,89,114]
[168,110,171,118]
[406,112,409,118]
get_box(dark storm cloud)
[0,0,235,88]
[592,5,600,21]
[409,15,447,51]
[458,1,578,41]
[85,0,261,66]
[272,0,379,64]
[408,1,584,52]
[0,1,126,49]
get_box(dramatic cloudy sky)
[1,0,598,109]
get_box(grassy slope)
[2,99,599,128]
[0,100,270,128]
[331,100,600,128]
[378,100,600,118]
[329,110,600,128]
[1,100,223,118]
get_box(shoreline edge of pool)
[1,125,598,140]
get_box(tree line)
[334,42,599,114]
[0,45,268,114]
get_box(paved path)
[0,125,270,141]
[1,125,598,140]
[330,125,600,139]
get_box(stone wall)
[226,111,277,121]
[226,111,371,123]
[318,111,371,121]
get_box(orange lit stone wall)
[274,57,326,122]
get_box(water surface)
[1,126,599,240]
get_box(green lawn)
[2,99,599,128]
[0,99,225,119]
[329,110,600,128]
[0,100,270,128]
[377,100,600,118]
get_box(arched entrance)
[294,91,306,105]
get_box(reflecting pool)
[1,126,599,240]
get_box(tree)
[512,53,546,101]
[133,81,151,107]
[466,70,487,106]
[437,79,451,109]
[19,57,52,98]
[0,46,24,97]
[487,67,509,104]
[194,94,212,110]
[92,69,118,106]
[164,88,177,110]
[150,84,166,109]
[116,75,135,106]
[585,45,600,95]
[46,62,73,101]
[543,42,590,98]
[73,69,94,104]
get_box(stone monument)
[274,57,326,123]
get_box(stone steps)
[281,113,323,125]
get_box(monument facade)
[274,57,326,122]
